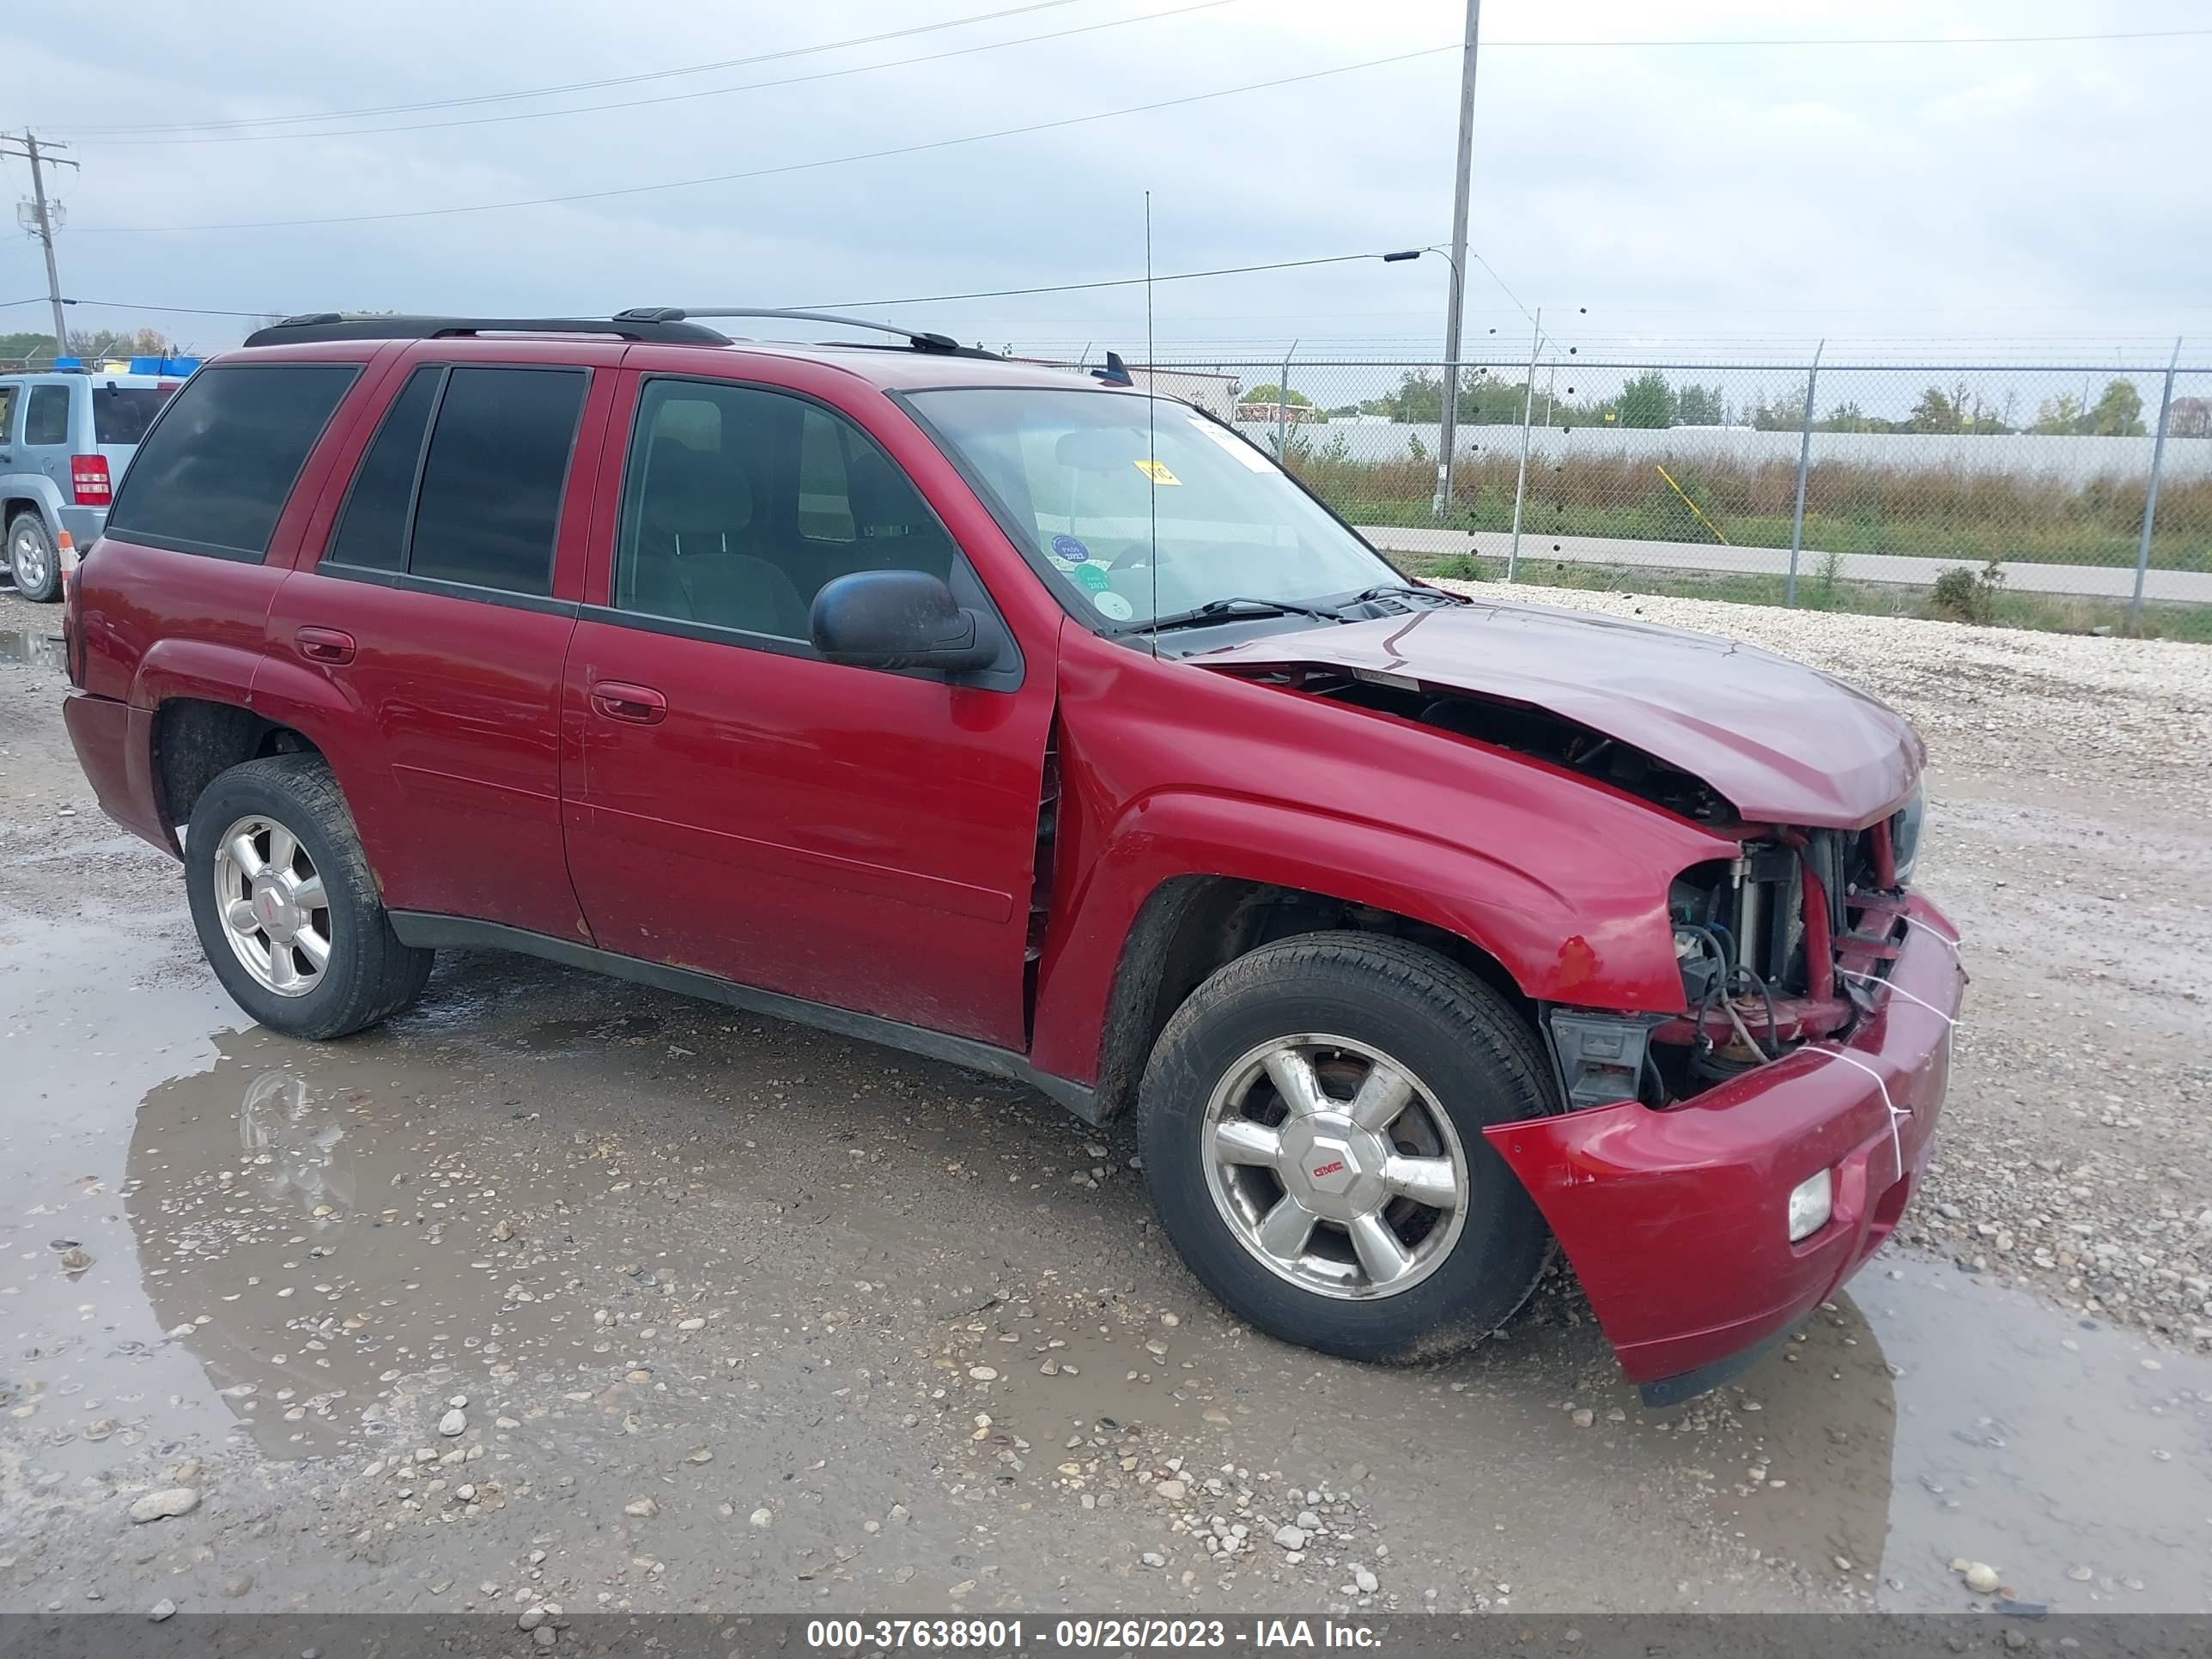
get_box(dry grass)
[1285,444,2212,571]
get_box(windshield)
[908,386,1398,629]
[93,385,176,447]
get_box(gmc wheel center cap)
[252,880,298,942]
[1279,1115,1389,1219]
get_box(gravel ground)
[1434,579,2212,1346]
[3,583,2210,1620]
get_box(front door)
[561,371,1055,1049]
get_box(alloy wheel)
[1201,1033,1469,1299]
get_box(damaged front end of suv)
[1191,601,1966,1402]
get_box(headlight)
[1889,785,1925,885]
[1787,1169,1834,1243]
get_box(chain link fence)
[1118,354,2212,619]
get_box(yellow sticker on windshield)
[1133,459,1181,485]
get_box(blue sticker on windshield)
[1050,533,1091,563]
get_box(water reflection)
[237,1069,354,1219]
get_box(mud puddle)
[4,930,2209,1611]
[1718,1255,2212,1612]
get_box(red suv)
[61,310,1963,1404]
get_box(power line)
[60,0,1096,135]
[75,43,1460,234]
[70,1,1241,147]
[811,251,1423,309]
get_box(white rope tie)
[1814,1046,1911,1183]
[1837,968,1960,1028]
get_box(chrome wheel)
[9,520,51,592]
[211,813,331,998]
[1201,1034,1468,1300]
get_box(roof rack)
[241,313,732,348]
[616,307,997,359]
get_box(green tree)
[1615,370,1678,428]
[2029,392,2084,434]
[1243,382,1310,407]
[1820,401,1879,433]
[2084,379,2146,436]
[1750,391,1808,431]
[1908,384,1970,434]
[1674,383,1725,425]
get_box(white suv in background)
[2,369,183,600]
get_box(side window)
[614,378,956,642]
[25,385,70,447]
[406,367,586,596]
[105,364,360,561]
[324,367,441,572]
[0,385,17,443]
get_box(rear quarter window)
[106,363,359,561]
[25,385,70,447]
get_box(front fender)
[1026,785,1719,1087]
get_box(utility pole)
[1435,0,1480,520]
[3,131,79,359]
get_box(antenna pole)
[1145,191,1158,659]
[3,130,79,358]
[1436,0,1480,520]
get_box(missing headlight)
[1547,1010,1655,1109]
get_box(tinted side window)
[324,367,441,573]
[25,385,69,446]
[407,367,586,596]
[614,379,954,642]
[106,364,360,561]
[0,386,17,442]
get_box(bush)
[1929,558,2007,623]
[1430,553,1486,580]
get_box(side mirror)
[809,569,999,675]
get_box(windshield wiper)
[1141,596,1351,634]
[1343,580,1466,608]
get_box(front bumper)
[1484,893,1964,1403]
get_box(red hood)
[1192,599,1923,828]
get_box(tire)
[1137,931,1558,1364]
[184,753,434,1039]
[7,512,60,603]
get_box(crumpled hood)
[1193,599,1923,827]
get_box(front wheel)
[1137,932,1557,1363]
[184,754,434,1039]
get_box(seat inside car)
[629,443,810,639]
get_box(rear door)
[259,349,616,939]
[21,380,72,502]
[560,366,1057,1048]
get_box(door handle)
[295,626,356,665]
[590,681,668,725]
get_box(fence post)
[2130,336,2182,631]
[1277,341,1296,462]
[1785,338,1824,608]
[1506,307,1541,581]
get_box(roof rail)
[617,307,995,358]
[241,313,732,348]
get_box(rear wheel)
[185,754,433,1039]
[7,513,60,603]
[1137,932,1557,1363]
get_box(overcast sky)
[4,0,2206,368]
